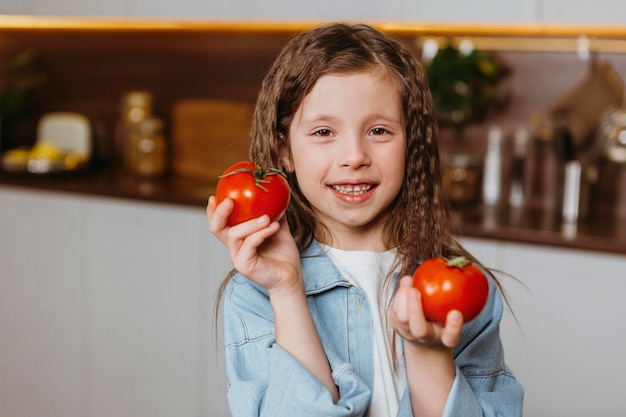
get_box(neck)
[317,226,390,252]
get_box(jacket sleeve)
[396,271,523,417]
[222,274,372,417]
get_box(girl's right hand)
[206,195,302,295]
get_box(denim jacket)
[222,241,523,416]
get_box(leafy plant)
[425,43,510,128]
[0,49,46,122]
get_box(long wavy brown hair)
[214,23,505,338]
[250,22,471,271]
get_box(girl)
[207,22,523,417]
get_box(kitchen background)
[1,2,626,417]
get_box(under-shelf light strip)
[416,35,626,57]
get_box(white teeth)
[331,184,373,195]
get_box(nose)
[338,134,371,169]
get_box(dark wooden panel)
[0,28,292,156]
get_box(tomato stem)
[218,161,287,192]
[446,256,471,269]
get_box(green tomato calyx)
[445,256,471,269]
[218,161,286,192]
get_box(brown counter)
[0,167,215,208]
[1,167,625,257]
[451,204,626,256]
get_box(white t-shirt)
[324,246,407,417]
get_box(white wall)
[1,0,626,25]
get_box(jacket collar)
[301,240,351,295]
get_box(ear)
[278,135,294,173]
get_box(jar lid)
[121,91,153,107]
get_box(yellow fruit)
[31,141,61,160]
[63,152,87,170]
[3,148,31,163]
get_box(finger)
[393,277,413,323]
[209,198,234,235]
[207,195,216,209]
[440,310,464,348]
[206,196,216,222]
[230,219,280,269]
[227,214,274,242]
[407,287,429,338]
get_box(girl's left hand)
[389,275,464,349]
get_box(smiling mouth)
[331,184,374,195]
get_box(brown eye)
[314,129,333,137]
[370,127,389,136]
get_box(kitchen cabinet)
[0,186,231,417]
[462,237,626,417]
[2,184,626,417]
[0,188,85,417]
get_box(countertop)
[2,167,625,256]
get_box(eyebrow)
[301,113,339,124]
[303,113,402,125]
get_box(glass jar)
[115,91,154,164]
[598,105,626,163]
[121,91,153,125]
[124,118,167,178]
[442,153,483,206]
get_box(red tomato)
[412,256,489,324]
[215,161,290,227]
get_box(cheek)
[290,138,326,172]
[293,156,321,186]
[385,146,407,189]
[291,151,329,196]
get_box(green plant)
[426,43,510,128]
[0,49,46,121]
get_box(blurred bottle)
[482,125,503,206]
[562,160,582,222]
[124,117,167,179]
[592,105,626,220]
[524,125,563,213]
[442,153,483,206]
[115,91,154,164]
[508,126,530,208]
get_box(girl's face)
[284,70,406,250]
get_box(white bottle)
[562,160,582,222]
[482,125,503,206]
[509,126,530,208]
